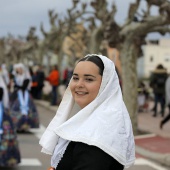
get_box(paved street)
[3,104,168,170]
[2,105,55,170]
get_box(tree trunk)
[89,27,103,54]
[120,41,138,135]
[58,50,64,74]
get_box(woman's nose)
[76,79,84,88]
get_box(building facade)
[142,39,170,78]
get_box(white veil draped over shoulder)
[39,54,135,168]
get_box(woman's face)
[17,67,23,75]
[70,61,102,108]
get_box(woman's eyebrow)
[84,74,96,78]
[73,73,95,78]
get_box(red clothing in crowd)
[46,70,60,86]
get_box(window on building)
[150,56,153,62]
[164,54,170,62]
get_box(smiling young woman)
[70,61,102,108]
[40,54,135,170]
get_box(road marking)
[18,158,42,166]
[29,124,46,139]
[135,158,168,170]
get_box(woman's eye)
[86,78,93,82]
[73,77,79,81]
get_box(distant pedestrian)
[30,65,39,99]
[46,65,60,105]
[11,63,32,92]
[10,63,32,107]
[10,79,39,132]
[0,74,21,167]
[149,64,168,117]
[137,81,149,112]
[62,66,73,87]
[36,65,45,99]
[160,73,170,129]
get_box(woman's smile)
[75,90,88,95]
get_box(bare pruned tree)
[3,0,170,134]
[61,0,170,134]
[104,0,170,134]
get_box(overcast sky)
[0,0,169,39]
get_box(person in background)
[10,79,39,132]
[62,65,73,87]
[30,65,39,99]
[10,63,32,108]
[160,73,170,129]
[149,64,168,117]
[39,54,135,170]
[46,65,60,106]
[11,63,32,92]
[1,64,10,89]
[138,81,149,112]
[36,65,45,99]
[0,74,21,167]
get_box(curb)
[34,100,58,113]
[135,145,170,167]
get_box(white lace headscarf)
[12,63,32,90]
[39,54,135,168]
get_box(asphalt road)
[3,104,168,170]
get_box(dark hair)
[22,79,30,91]
[78,55,104,76]
[157,64,164,69]
[53,64,58,70]
[0,87,3,101]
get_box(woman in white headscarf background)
[39,54,135,170]
[11,63,32,92]
[0,73,21,167]
[10,63,39,132]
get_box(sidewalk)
[35,99,170,167]
[136,102,170,167]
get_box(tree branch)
[148,26,170,35]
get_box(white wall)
[142,39,170,78]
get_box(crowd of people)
[137,63,170,130]
[0,63,41,167]
[0,61,74,167]
[149,64,170,129]
[1,57,170,168]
